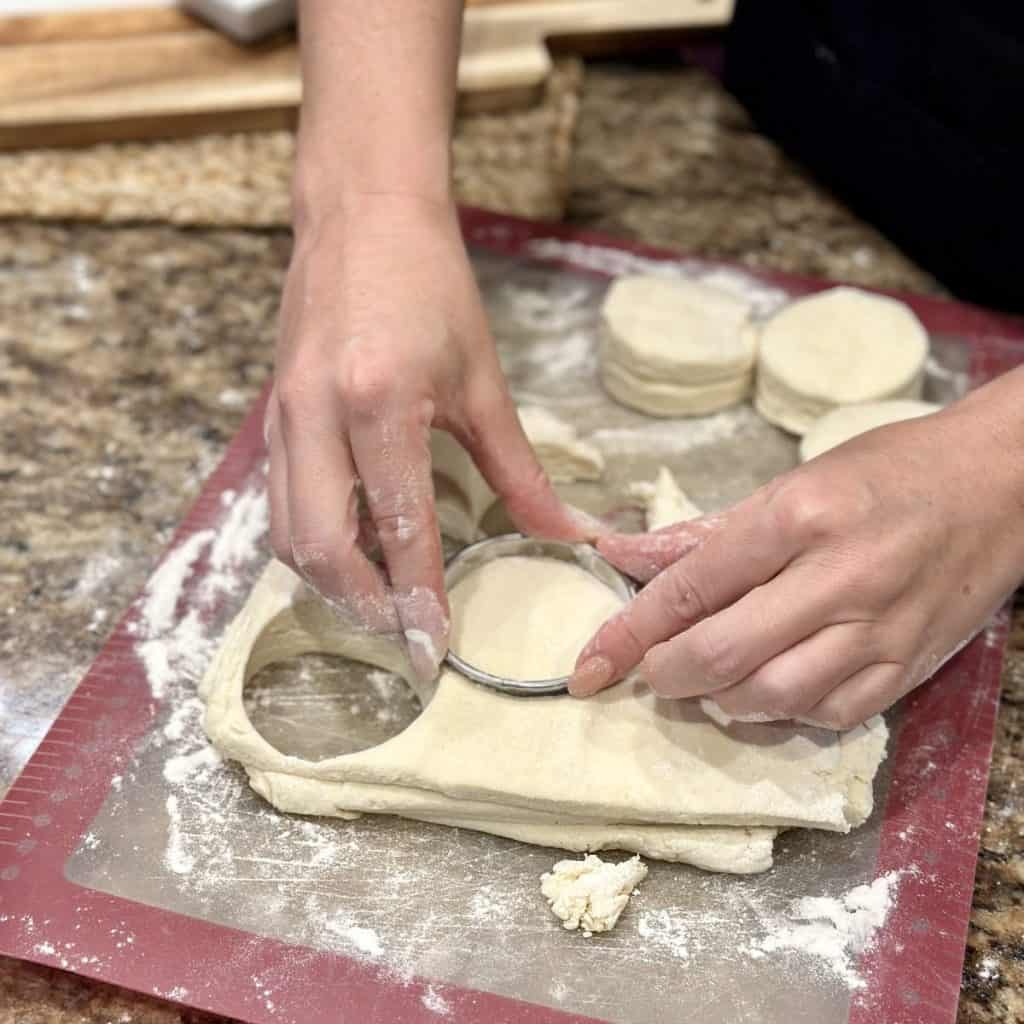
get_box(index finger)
[568,495,797,696]
[350,411,449,684]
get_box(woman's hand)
[570,369,1024,728]
[267,194,584,680]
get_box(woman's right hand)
[266,193,587,681]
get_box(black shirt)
[725,1,1023,311]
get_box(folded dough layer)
[201,560,887,873]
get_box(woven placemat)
[0,59,581,226]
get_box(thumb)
[460,389,594,542]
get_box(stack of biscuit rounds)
[599,275,757,417]
[598,278,933,441]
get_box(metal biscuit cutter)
[442,533,635,696]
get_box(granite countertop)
[1,63,1021,1023]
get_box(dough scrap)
[429,408,603,543]
[541,854,647,934]
[799,399,941,462]
[630,466,702,530]
[600,275,756,417]
[517,406,604,483]
[754,287,928,435]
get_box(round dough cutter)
[443,534,634,696]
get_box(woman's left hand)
[569,368,1024,728]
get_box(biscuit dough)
[516,406,604,483]
[429,408,602,542]
[541,854,647,934]
[599,276,756,417]
[201,554,887,873]
[754,287,928,435]
[799,399,941,462]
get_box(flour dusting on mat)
[745,872,903,989]
[591,403,760,455]
[526,237,790,318]
[134,489,267,699]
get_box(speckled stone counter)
[1,63,1021,1024]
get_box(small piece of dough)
[799,399,941,462]
[630,466,702,530]
[517,405,604,482]
[429,408,602,542]
[600,275,756,417]
[541,854,648,934]
[755,287,929,435]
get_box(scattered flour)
[498,279,593,333]
[163,697,203,741]
[163,746,221,785]
[164,795,195,875]
[525,238,789,319]
[140,529,215,638]
[592,403,760,454]
[636,909,692,961]
[746,872,902,990]
[421,984,452,1016]
[322,915,383,958]
[201,488,269,601]
[135,488,267,699]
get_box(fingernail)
[568,655,615,697]
[395,587,450,684]
[405,628,444,683]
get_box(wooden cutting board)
[0,0,733,149]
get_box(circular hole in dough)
[245,654,422,761]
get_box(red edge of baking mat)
[1,207,1021,1024]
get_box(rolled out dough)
[202,554,887,873]
[799,399,941,462]
[754,287,928,435]
[599,275,756,417]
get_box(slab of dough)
[754,287,928,435]
[541,854,647,934]
[599,275,756,417]
[202,552,887,872]
[799,399,941,462]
